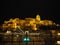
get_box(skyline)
[1,0,58,24]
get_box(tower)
[36,14,41,21]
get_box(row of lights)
[5,30,60,44]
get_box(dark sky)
[0,0,59,24]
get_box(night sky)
[0,0,59,24]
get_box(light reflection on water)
[0,30,60,45]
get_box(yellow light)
[14,23,17,28]
[57,33,60,35]
[36,14,41,21]
[34,28,37,31]
[57,41,60,44]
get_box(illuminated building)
[1,14,59,32]
[0,14,60,45]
